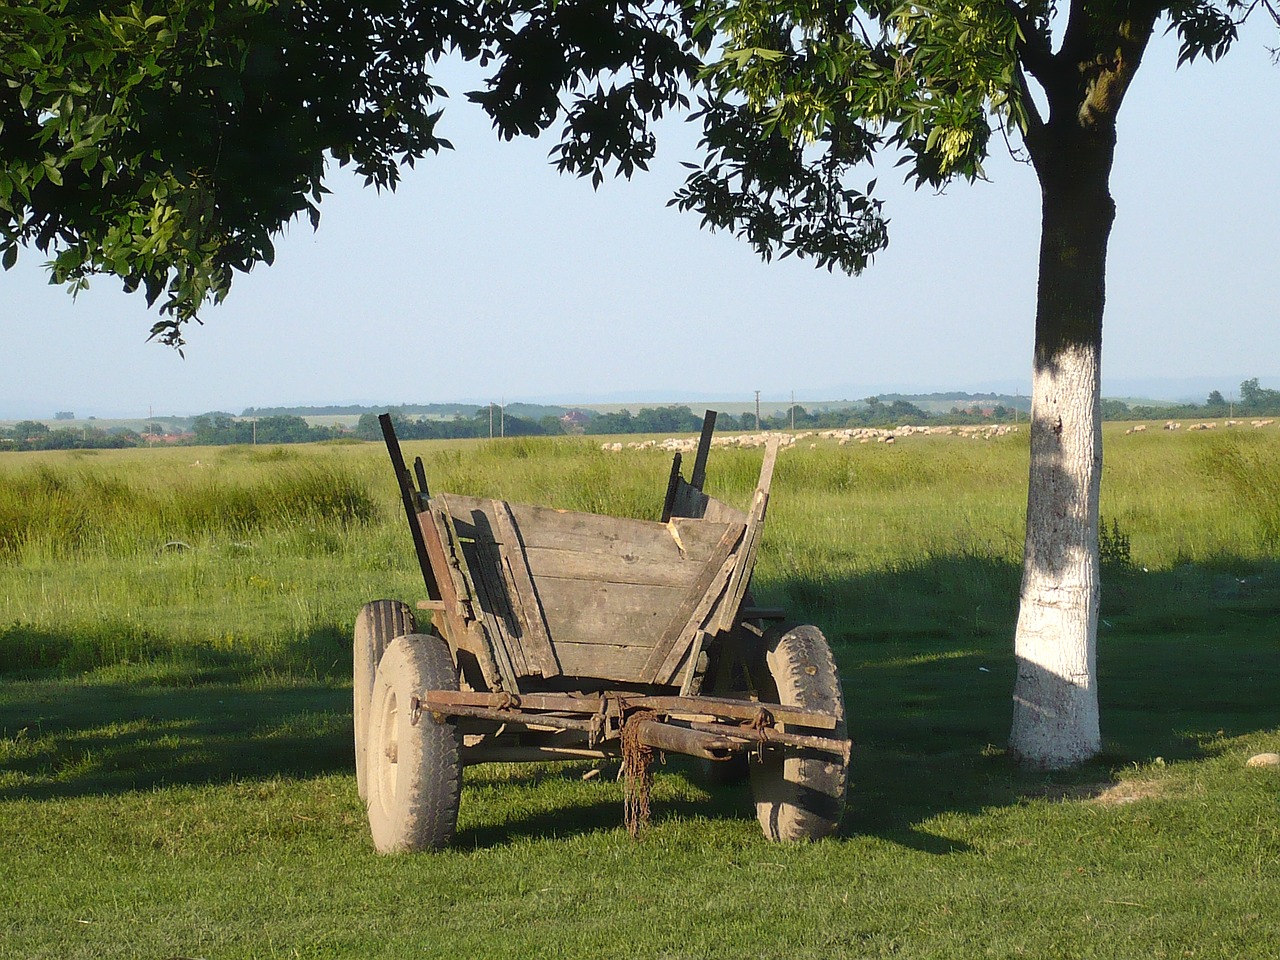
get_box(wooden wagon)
[354,412,849,852]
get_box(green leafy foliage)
[1,0,1270,343]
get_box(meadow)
[1,425,1277,959]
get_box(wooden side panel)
[444,494,732,563]
[491,500,561,679]
[437,493,749,684]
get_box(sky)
[3,22,1279,419]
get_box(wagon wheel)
[366,633,463,853]
[353,600,416,801]
[749,623,847,842]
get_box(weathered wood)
[428,502,516,693]
[690,410,717,491]
[641,523,745,683]
[715,438,781,633]
[419,690,840,733]
[549,640,659,681]
[467,537,530,679]
[700,496,748,526]
[532,576,674,631]
[678,630,709,697]
[417,697,600,732]
[668,479,710,520]
[661,452,683,523]
[413,456,430,501]
[379,414,440,600]
[464,745,613,763]
[653,552,738,685]
[520,546,706,589]
[443,494,733,563]
[490,500,561,678]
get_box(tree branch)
[1004,0,1056,85]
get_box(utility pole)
[790,390,795,431]
[501,397,505,439]
[755,390,761,431]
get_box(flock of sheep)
[598,423,1019,453]
[599,418,1277,454]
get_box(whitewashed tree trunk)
[1010,122,1113,768]
[1010,343,1103,767]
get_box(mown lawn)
[1,427,1278,959]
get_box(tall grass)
[1,425,1278,678]
[0,457,380,560]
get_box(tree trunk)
[1009,129,1114,769]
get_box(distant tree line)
[6,380,1279,452]
[355,409,562,441]
[1101,379,1280,421]
[0,421,138,451]
[190,414,345,445]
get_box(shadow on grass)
[0,627,352,802]
[2,556,1278,850]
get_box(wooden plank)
[715,438,781,633]
[655,552,737,684]
[379,414,439,600]
[668,479,710,520]
[531,577,680,650]
[442,494,733,563]
[417,509,501,689]
[679,630,709,696]
[640,522,745,683]
[491,499,561,679]
[550,640,656,681]
[690,410,718,491]
[701,496,748,525]
[519,546,705,589]
[661,452,683,522]
[621,694,839,730]
[431,501,520,693]
[466,537,530,678]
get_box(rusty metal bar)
[684,720,850,762]
[421,690,838,732]
[621,694,838,731]
[416,695,602,734]
[630,718,738,760]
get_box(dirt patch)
[1027,779,1167,806]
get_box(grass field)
[1,425,1278,959]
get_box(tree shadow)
[3,556,1277,850]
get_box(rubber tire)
[366,633,463,853]
[354,600,416,801]
[750,624,848,841]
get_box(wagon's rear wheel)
[750,623,847,841]
[354,600,416,801]
[366,633,462,853]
